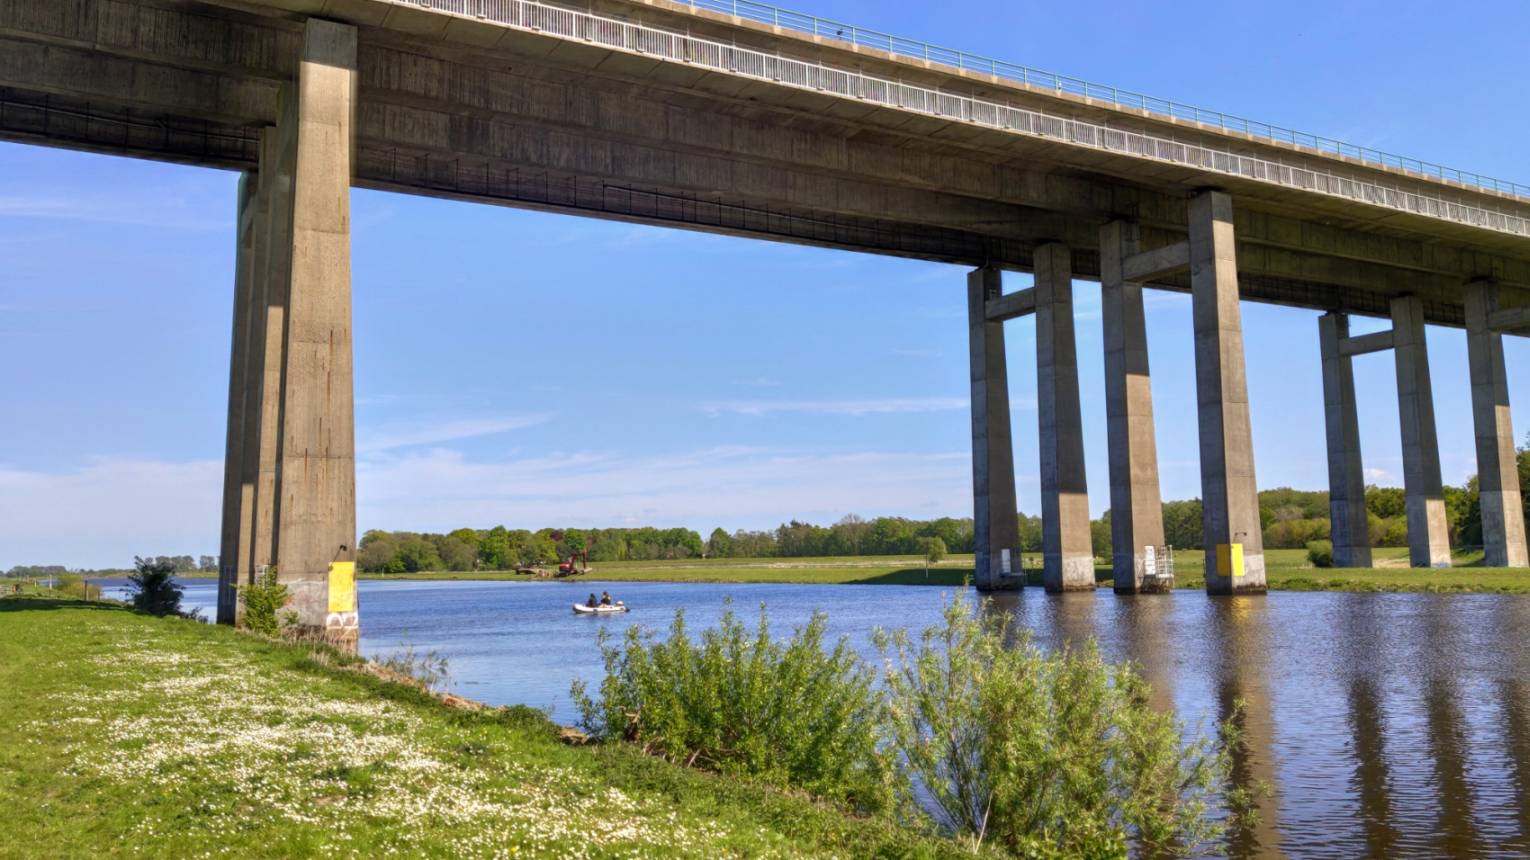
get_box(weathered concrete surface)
[271,18,359,648]
[1465,282,1529,567]
[969,266,1021,592]
[217,172,259,626]
[1033,244,1095,592]
[250,113,297,589]
[1319,313,1372,568]
[1390,294,1452,568]
[1190,191,1266,594]
[1100,221,1167,593]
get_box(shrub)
[1306,540,1334,568]
[128,557,183,617]
[874,595,1248,857]
[375,644,451,691]
[239,567,295,636]
[571,603,897,814]
[53,574,99,601]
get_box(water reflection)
[1205,597,1282,858]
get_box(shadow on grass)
[0,595,126,613]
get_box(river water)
[99,577,1530,857]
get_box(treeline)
[5,555,216,578]
[358,526,706,573]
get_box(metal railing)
[674,0,1530,201]
[390,0,1530,238]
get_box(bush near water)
[576,594,1251,857]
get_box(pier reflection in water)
[108,579,1530,858]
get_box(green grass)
[0,596,968,860]
[371,555,982,586]
[368,546,1530,593]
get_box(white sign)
[1143,545,1156,576]
[1000,548,1012,576]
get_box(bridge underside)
[3,0,1527,632]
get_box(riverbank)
[0,596,963,859]
[371,547,1530,593]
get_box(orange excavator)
[557,551,588,577]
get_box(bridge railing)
[673,0,1530,201]
[391,0,1530,237]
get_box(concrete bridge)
[5,0,1526,643]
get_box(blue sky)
[2,0,1527,568]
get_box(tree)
[479,526,513,570]
[128,556,183,616]
[922,536,946,576]
[706,527,733,558]
[438,537,478,572]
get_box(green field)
[0,595,965,860]
[374,547,1530,593]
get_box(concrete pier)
[1465,282,1529,567]
[1189,191,1266,594]
[1099,222,1167,593]
[217,174,260,625]
[215,20,359,648]
[1390,295,1452,568]
[1033,244,1095,591]
[273,18,360,647]
[250,115,296,596]
[1318,313,1372,568]
[968,265,1022,591]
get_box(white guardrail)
[390,0,1530,239]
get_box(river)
[97,577,1530,857]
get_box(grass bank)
[0,596,965,860]
[373,547,1530,593]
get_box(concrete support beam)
[1339,329,1396,357]
[1100,221,1167,593]
[1390,294,1452,568]
[216,172,260,625]
[1489,305,1530,334]
[1033,244,1095,592]
[272,18,360,648]
[1465,282,1529,567]
[986,287,1035,322]
[1318,313,1372,568]
[1121,240,1190,282]
[1189,191,1266,594]
[968,265,1022,591]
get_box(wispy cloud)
[702,397,967,417]
[357,413,552,453]
[356,446,972,534]
[0,457,223,568]
[0,193,230,231]
[0,446,977,568]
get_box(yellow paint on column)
[1217,544,1245,579]
[328,561,356,613]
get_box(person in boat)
[600,591,613,606]
[586,593,599,608]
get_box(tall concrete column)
[1099,221,1167,593]
[1189,190,1266,594]
[1465,282,1528,567]
[216,173,260,625]
[968,265,1022,591]
[249,111,297,593]
[273,18,359,647]
[1033,244,1094,592]
[1318,313,1372,568]
[1390,294,1452,568]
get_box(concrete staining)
[3,0,1528,622]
